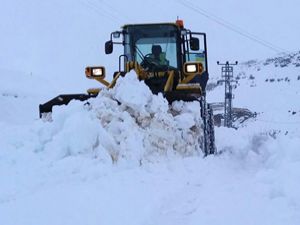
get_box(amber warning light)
[176,19,184,28]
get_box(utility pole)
[217,61,238,128]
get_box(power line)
[79,0,122,24]
[97,0,133,22]
[177,0,288,53]
[178,0,283,52]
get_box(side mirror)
[105,41,113,54]
[190,37,200,51]
[112,31,121,38]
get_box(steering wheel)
[141,54,161,70]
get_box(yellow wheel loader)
[39,20,216,155]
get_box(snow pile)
[36,72,203,164]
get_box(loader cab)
[105,21,208,77]
[122,23,181,72]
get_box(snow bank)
[23,72,202,164]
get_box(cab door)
[184,32,208,73]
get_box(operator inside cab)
[140,45,170,71]
[149,45,169,66]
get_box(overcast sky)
[1,0,299,88]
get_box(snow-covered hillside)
[209,51,300,135]
[1,0,300,224]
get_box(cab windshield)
[124,24,179,70]
[135,37,177,68]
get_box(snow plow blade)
[164,90,201,103]
[39,93,98,118]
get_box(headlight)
[85,66,106,79]
[92,68,103,76]
[184,62,203,75]
[186,64,197,73]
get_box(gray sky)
[1,0,299,86]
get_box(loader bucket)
[164,90,201,103]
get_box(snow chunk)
[112,73,153,116]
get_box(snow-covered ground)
[1,1,300,224]
[1,52,300,225]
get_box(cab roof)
[122,22,182,29]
